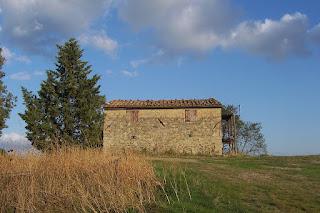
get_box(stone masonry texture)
[103,108,223,155]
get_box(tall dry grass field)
[0,149,158,212]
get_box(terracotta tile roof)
[104,98,222,109]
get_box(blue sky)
[0,0,319,155]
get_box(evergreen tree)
[0,48,16,136]
[20,39,105,150]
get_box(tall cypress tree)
[20,39,105,150]
[0,48,16,136]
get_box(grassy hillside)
[149,155,320,213]
[1,151,319,212]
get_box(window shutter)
[185,109,197,122]
[127,110,139,123]
[132,111,139,122]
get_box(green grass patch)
[149,155,320,212]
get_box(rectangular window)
[127,110,139,123]
[185,109,197,122]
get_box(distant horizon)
[1,0,320,155]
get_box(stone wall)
[103,108,222,155]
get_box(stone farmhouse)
[103,98,224,155]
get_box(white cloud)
[16,55,31,63]
[130,49,165,68]
[79,31,118,56]
[106,69,113,75]
[9,72,32,81]
[10,70,46,80]
[33,70,44,76]
[1,47,14,61]
[1,47,31,63]
[225,13,310,59]
[1,0,319,60]
[121,70,139,77]
[118,0,238,54]
[0,132,33,152]
[118,0,320,60]
[0,0,113,55]
[309,23,320,44]
[130,59,148,69]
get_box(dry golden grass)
[0,148,158,212]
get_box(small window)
[127,110,139,123]
[185,109,197,122]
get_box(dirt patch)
[199,164,227,173]
[238,171,273,183]
[197,166,273,183]
[264,166,302,171]
[311,160,320,164]
[147,157,200,164]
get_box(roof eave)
[104,105,222,110]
